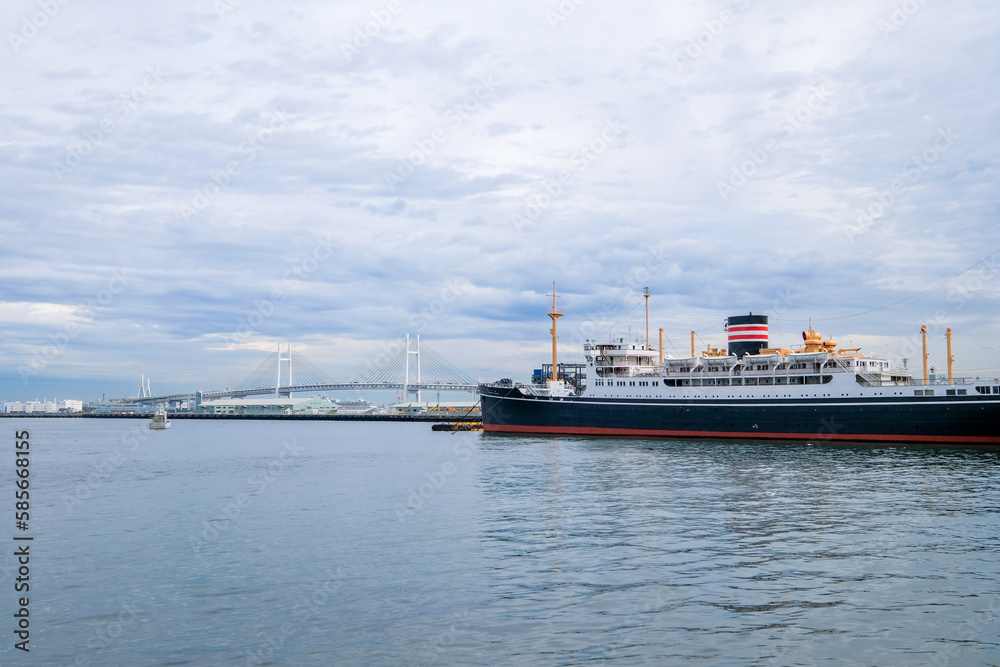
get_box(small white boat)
[149,409,171,429]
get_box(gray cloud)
[2,0,999,400]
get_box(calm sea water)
[3,418,999,666]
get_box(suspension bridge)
[111,336,478,407]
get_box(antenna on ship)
[643,287,650,350]
[548,281,563,382]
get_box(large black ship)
[480,289,1000,446]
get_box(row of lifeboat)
[595,327,869,376]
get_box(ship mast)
[947,328,954,384]
[921,325,929,385]
[548,282,563,382]
[643,287,650,350]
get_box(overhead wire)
[477,313,546,373]
[771,247,1000,323]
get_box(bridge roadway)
[110,382,481,406]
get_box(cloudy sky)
[3,0,1000,402]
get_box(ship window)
[946,389,956,396]
[958,389,967,395]
[995,386,1000,394]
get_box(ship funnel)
[727,313,768,358]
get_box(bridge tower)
[403,334,422,403]
[275,343,292,398]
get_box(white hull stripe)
[491,395,995,409]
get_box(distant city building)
[199,396,338,416]
[4,399,84,413]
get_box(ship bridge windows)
[974,386,1000,395]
